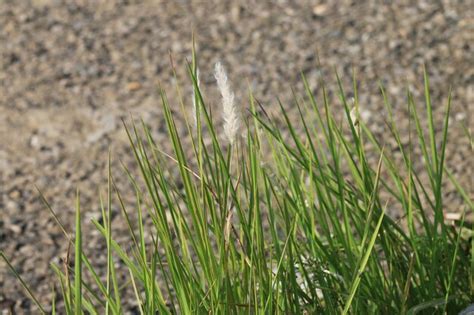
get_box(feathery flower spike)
[192,69,200,131]
[214,62,240,145]
[349,97,359,126]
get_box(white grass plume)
[350,107,359,127]
[214,62,240,145]
[349,97,359,126]
[192,69,200,131]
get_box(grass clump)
[2,57,473,314]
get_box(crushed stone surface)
[0,0,472,312]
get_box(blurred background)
[1,0,472,312]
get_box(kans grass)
[1,56,473,314]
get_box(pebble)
[126,81,141,92]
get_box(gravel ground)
[0,0,472,313]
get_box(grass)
[1,57,473,314]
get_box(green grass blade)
[342,203,386,314]
[1,252,47,314]
[74,190,82,314]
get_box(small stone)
[444,212,462,221]
[312,4,328,16]
[126,82,141,91]
[8,189,21,199]
[455,112,466,121]
[8,224,22,234]
[459,304,474,315]
[360,109,372,122]
[30,135,40,149]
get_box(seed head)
[214,62,239,145]
[349,98,359,126]
[350,106,359,126]
[192,69,200,131]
